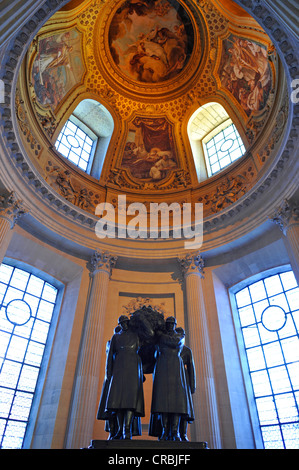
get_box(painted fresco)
[31,29,85,110]
[218,34,272,117]
[108,0,194,83]
[121,117,177,181]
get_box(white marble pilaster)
[178,252,221,449]
[65,250,117,449]
[271,199,299,283]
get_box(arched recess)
[187,102,247,182]
[54,98,114,179]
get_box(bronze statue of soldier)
[176,327,196,441]
[103,315,145,439]
[96,326,120,439]
[149,316,190,441]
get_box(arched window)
[187,102,246,180]
[55,99,114,179]
[204,123,246,176]
[0,263,59,449]
[55,118,96,172]
[234,270,299,449]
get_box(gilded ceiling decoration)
[14,0,287,224]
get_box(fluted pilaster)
[0,191,27,263]
[65,250,117,449]
[271,199,299,283]
[178,252,221,449]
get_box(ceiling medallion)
[96,0,204,98]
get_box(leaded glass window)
[205,123,246,176]
[0,264,58,449]
[55,119,95,172]
[234,270,299,449]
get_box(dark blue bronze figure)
[97,308,196,442]
[96,327,119,439]
[176,327,196,441]
[150,316,190,441]
[104,315,145,439]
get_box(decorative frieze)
[122,296,169,316]
[45,161,103,212]
[199,172,255,214]
[107,167,192,192]
[15,88,42,157]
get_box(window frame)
[203,120,246,177]
[54,115,97,174]
[0,259,64,449]
[229,266,299,449]
[187,103,247,183]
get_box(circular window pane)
[66,135,80,148]
[6,299,32,326]
[261,305,286,332]
[220,139,234,152]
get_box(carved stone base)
[87,439,209,450]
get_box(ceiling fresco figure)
[121,117,178,180]
[31,29,85,111]
[108,0,194,83]
[218,34,273,117]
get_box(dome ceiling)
[14,0,289,227]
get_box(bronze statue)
[104,315,145,439]
[97,307,196,442]
[176,327,196,441]
[97,326,142,440]
[149,316,190,441]
[96,327,119,439]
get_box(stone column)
[178,252,221,449]
[271,199,299,283]
[0,191,27,263]
[65,250,117,449]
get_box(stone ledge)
[88,439,209,450]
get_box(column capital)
[270,199,299,234]
[0,191,28,228]
[87,250,118,278]
[178,251,205,278]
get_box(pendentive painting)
[31,29,85,111]
[108,0,194,83]
[218,34,272,117]
[121,117,178,181]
